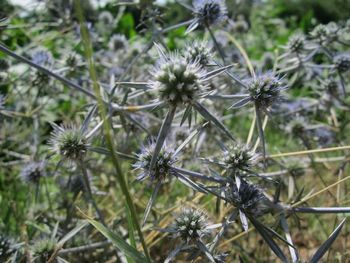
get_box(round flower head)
[324,78,339,97]
[98,11,114,25]
[174,208,210,242]
[310,24,329,43]
[246,72,286,112]
[287,33,305,53]
[32,238,57,263]
[183,40,212,66]
[285,116,307,137]
[225,180,266,215]
[334,53,350,73]
[49,123,89,161]
[193,0,227,27]
[223,144,260,174]
[133,140,176,182]
[109,34,128,51]
[150,49,208,105]
[0,234,14,261]
[20,161,46,184]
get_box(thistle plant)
[158,207,219,262]
[1,2,350,263]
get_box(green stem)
[75,1,151,262]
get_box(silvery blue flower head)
[49,123,89,161]
[334,53,350,73]
[225,179,267,215]
[246,72,287,112]
[108,34,128,51]
[173,207,211,242]
[149,46,209,105]
[183,40,213,66]
[287,33,305,54]
[223,144,260,175]
[193,0,227,26]
[310,24,329,44]
[20,161,46,184]
[133,140,177,182]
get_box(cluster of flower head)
[133,141,176,181]
[150,52,207,105]
[49,124,88,161]
[174,208,210,242]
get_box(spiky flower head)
[150,49,208,105]
[174,208,210,242]
[232,16,249,34]
[287,33,305,53]
[225,180,266,215]
[0,234,14,262]
[183,40,212,66]
[246,72,286,111]
[109,34,128,51]
[193,0,227,27]
[98,11,114,25]
[285,116,307,137]
[133,141,176,182]
[223,144,260,174]
[20,161,46,184]
[49,123,89,161]
[324,78,339,96]
[32,238,57,263]
[310,24,329,43]
[334,53,350,73]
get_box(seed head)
[0,59,9,71]
[334,53,350,73]
[193,0,227,27]
[32,238,57,263]
[225,180,266,215]
[223,144,260,174]
[324,78,339,96]
[287,33,305,53]
[246,72,286,111]
[133,141,176,181]
[150,52,208,105]
[49,123,88,161]
[174,208,210,241]
[20,161,46,184]
[183,40,212,66]
[98,11,114,25]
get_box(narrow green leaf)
[86,218,147,263]
[310,218,346,263]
